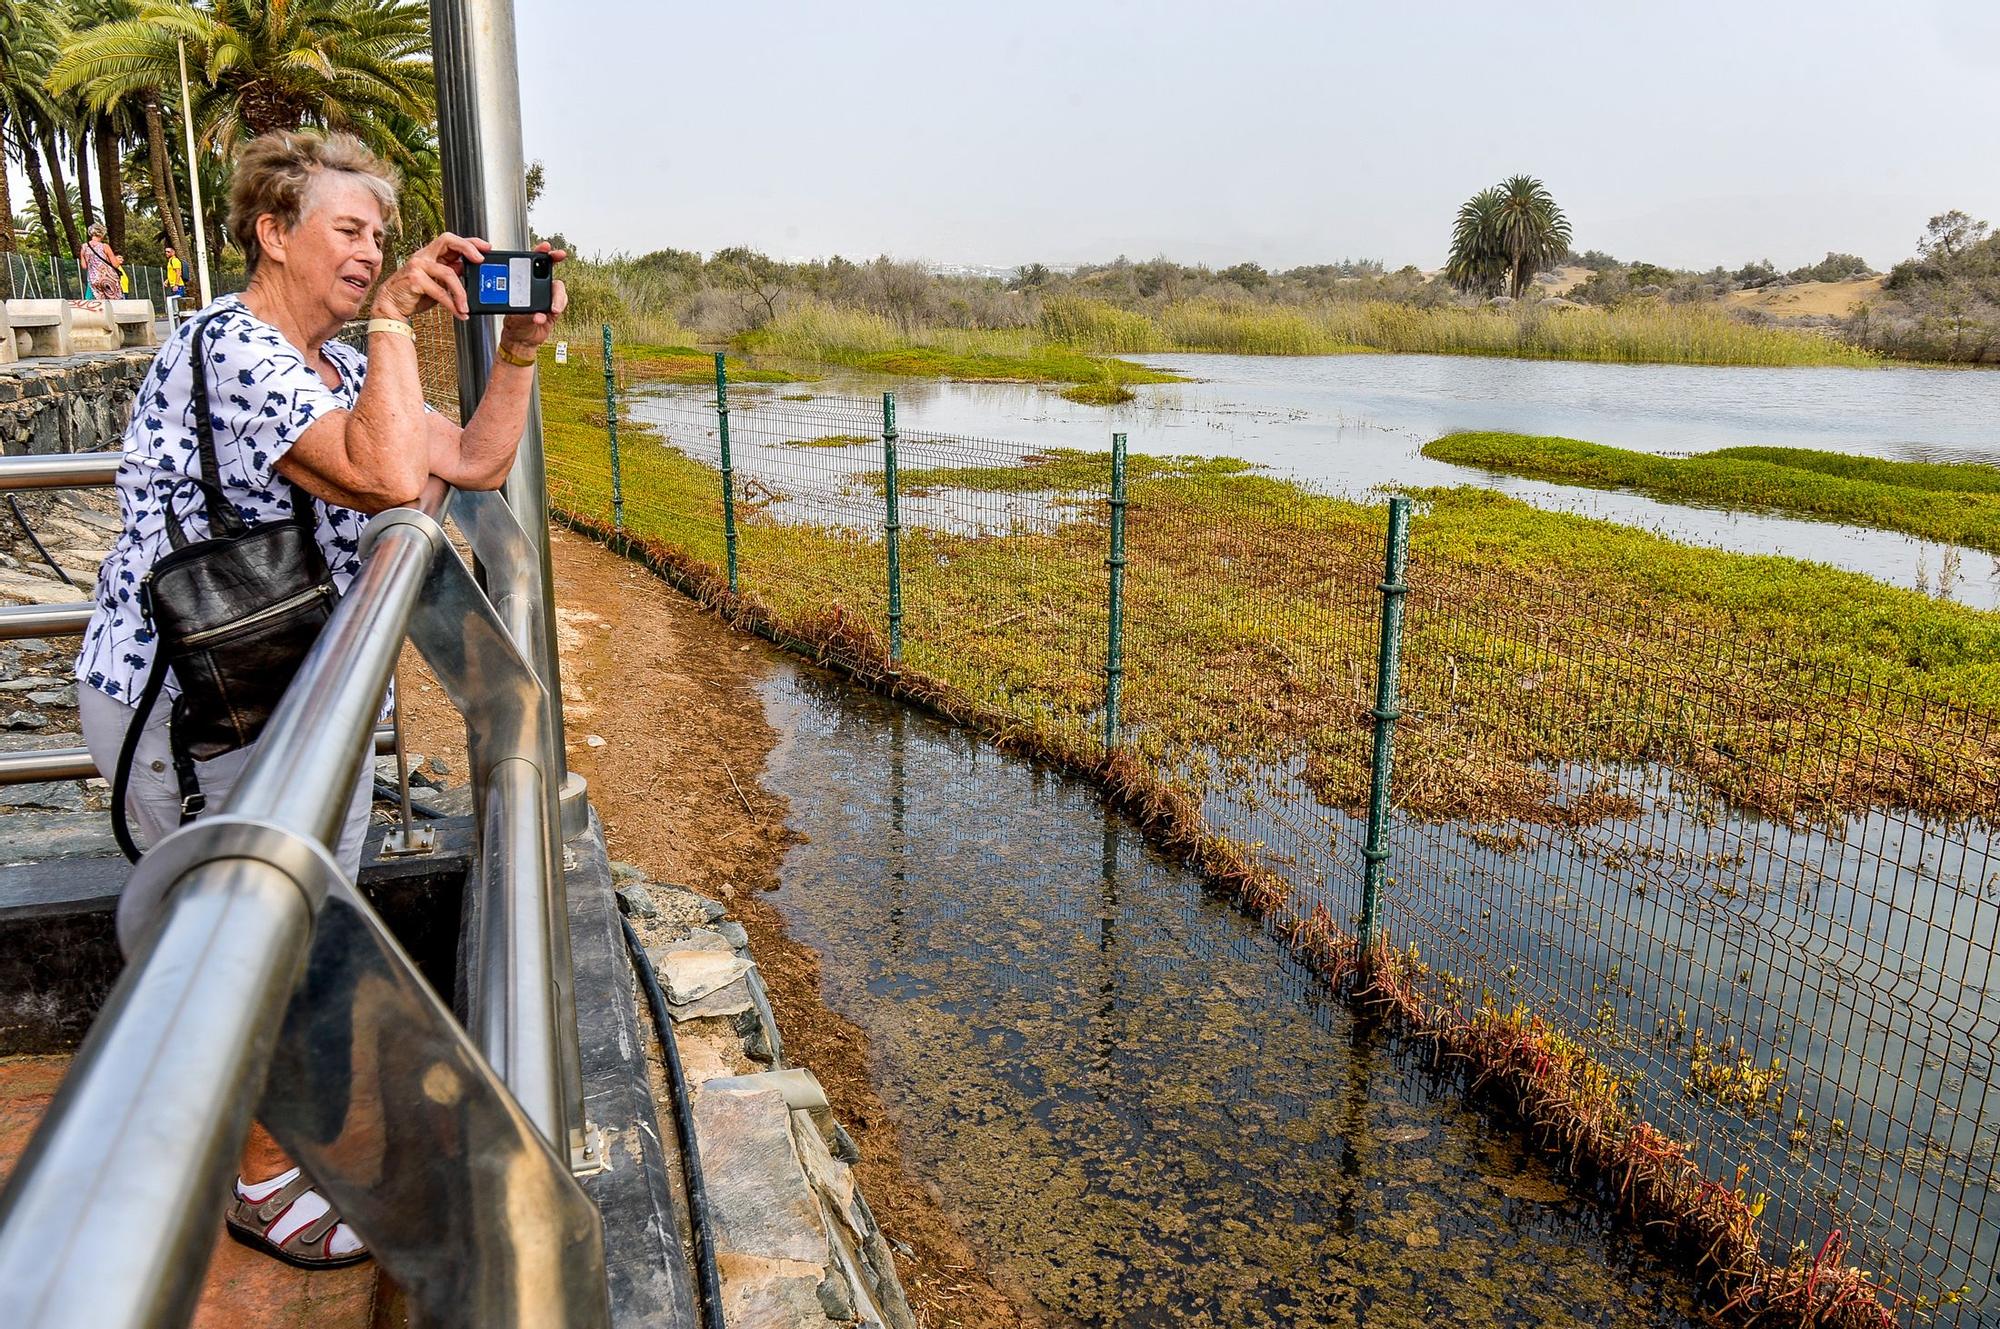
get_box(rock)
[4,710,47,730]
[716,1259,830,1329]
[608,860,647,883]
[702,1068,830,1115]
[699,897,729,923]
[815,1270,856,1321]
[744,968,784,1064]
[696,1086,828,1265]
[1485,295,1515,307]
[0,677,44,692]
[719,920,750,951]
[584,733,606,749]
[661,948,755,1005]
[830,1121,862,1165]
[0,780,89,812]
[616,882,660,918]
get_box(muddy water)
[759,663,1700,1327]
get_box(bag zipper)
[177,583,334,647]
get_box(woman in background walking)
[79,222,122,302]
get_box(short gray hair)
[228,130,401,279]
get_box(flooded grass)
[1426,432,2000,552]
[758,666,1707,1328]
[538,348,2000,826]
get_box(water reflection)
[761,662,1702,1327]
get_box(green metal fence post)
[1359,495,1411,962]
[601,324,624,531]
[882,393,903,664]
[1104,432,1128,752]
[714,352,739,593]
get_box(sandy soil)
[1721,276,1883,318]
[399,528,1025,1329]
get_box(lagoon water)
[760,662,1704,1327]
[683,351,2000,606]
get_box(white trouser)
[79,682,376,878]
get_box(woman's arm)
[275,232,486,511]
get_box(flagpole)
[177,38,211,303]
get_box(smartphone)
[465,249,554,315]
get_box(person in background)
[79,222,122,303]
[163,245,186,324]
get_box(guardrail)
[0,458,606,1328]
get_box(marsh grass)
[785,434,875,449]
[1426,432,2000,552]
[738,300,1183,390]
[1036,296,1877,367]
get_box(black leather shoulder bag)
[111,311,341,861]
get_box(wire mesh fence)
[536,331,1998,1326]
[2,253,175,308]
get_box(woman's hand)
[497,243,569,357]
[371,232,490,322]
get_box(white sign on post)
[555,341,568,364]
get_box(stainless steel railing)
[0,479,608,1329]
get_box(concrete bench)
[4,301,71,358]
[61,303,120,354]
[106,300,157,349]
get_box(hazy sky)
[518,0,2000,273]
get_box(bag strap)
[109,656,204,863]
[182,312,249,540]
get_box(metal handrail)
[0,486,605,1328]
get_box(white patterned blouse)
[76,296,374,706]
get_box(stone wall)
[617,868,919,1329]
[0,349,154,458]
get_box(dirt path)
[400,527,1025,1329]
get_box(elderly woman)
[74,129,566,1268]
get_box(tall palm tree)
[53,0,435,152]
[1492,175,1572,299]
[0,0,65,257]
[1445,187,1508,296]
[53,0,438,285]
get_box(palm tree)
[1445,187,1507,296]
[1491,175,1571,299]
[1445,176,1573,299]
[52,0,438,286]
[0,0,65,257]
[53,0,435,151]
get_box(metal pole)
[715,352,738,593]
[1104,432,1127,751]
[1358,495,1411,961]
[431,0,589,1170]
[601,325,623,531]
[431,0,576,808]
[883,392,902,664]
[176,39,210,303]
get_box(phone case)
[466,250,554,315]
